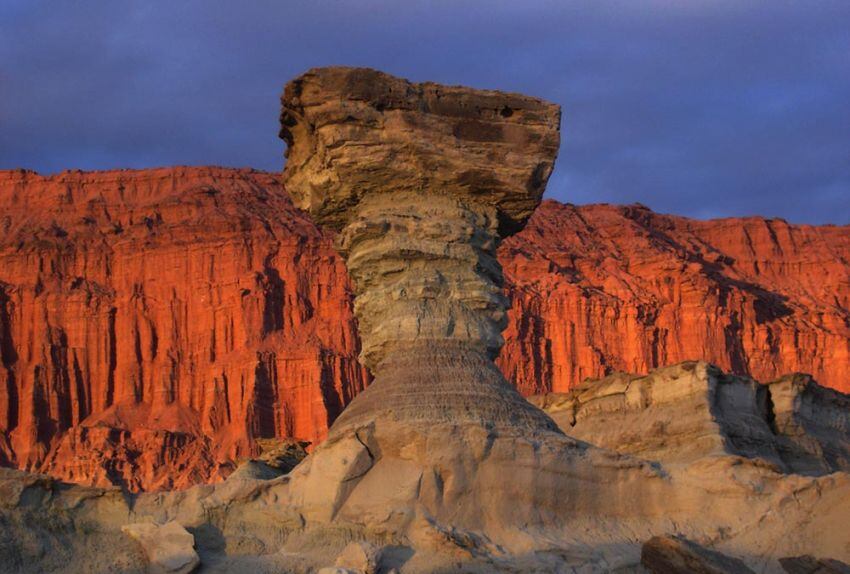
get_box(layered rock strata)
[269,67,850,572]
[0,167,366,490]
[280,66,562,436]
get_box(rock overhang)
[280,66,561,235]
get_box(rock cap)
[280,66,561,234]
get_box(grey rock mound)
[531,360,850,474]
[767,373,850,474]
[122,521,200,574]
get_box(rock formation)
[640,535,756,574]
[0,167,367,490]
[1,71,850,494]
[121,521,200,574]
[499,201,850,396]
[530,361,850,474]
[279,66,562,436]
[269,68,850,572]
[2,367,849,572]
[0,62,847,569]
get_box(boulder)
[334,541,382,574]
[121,521,199,574]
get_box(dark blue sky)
[2,1,848,223]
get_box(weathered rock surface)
[280,66,560,234]
[0,167,366,490]
[1,389,849,573]
[641,535,756,574]
[531,361,850,474]
[767,373,850,475]
[333,541,382,574]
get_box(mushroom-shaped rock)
[280,67,561,436]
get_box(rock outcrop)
[499,201,850,396]
[0,167,366,490]
[270,67,850,573]
[280,66,562,436]
[121,521,200,574]
[531,361,850,474]
[1,361,849,572]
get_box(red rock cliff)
[0,167,367,490]
[1,167,847,490]
[498,201,850,396]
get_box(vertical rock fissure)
[0,287,18,431]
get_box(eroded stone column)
[280,67,562,436]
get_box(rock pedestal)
[280,66,562,437]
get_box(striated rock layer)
[499,200,850,396]
[0,167,367,490]
[1,167,849,489]
[281,66,562,436]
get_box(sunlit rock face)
[498,201,850,397]
[0,167,367,491]
[280,66,562,436]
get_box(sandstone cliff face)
[1,167,849,490]
[0,167,366,490]
[499,201,850,395]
